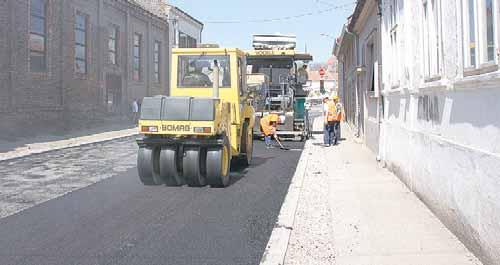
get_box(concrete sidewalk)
[0,127,138,162]
[262,120,483,265]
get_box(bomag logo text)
[162,125,191,132]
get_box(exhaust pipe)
[213,60,220,98]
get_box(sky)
[168,0,355,63]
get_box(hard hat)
[333,95,339,100]
[269,113,279,122]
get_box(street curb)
[0,128,138,162]
[259,140,311,265]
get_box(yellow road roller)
[136,47,255,187]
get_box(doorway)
[105,74,122,113]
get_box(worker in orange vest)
[324,96,343,146]
[333,95,343,142]
[260,113,279,148]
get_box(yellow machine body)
[136,47,255,187]
[139,48,256,144]
[168,48,255,156]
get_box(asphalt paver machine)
[246,34,313,141]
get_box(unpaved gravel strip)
[0,137,138,219]
[283,137,337,265]
[0,128,138,162]
[259,141,311,265]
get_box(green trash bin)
[294,98,306,120]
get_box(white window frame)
[133,33,142,81]
[30,0,48,73]
[153,41,161,83]
[462,0,498,70]
[390,0,398,27]
[422,0,442,80]
[389,0,400,88]
[74,11,88,75]
[390,29,399,88]
[108,25,119,66]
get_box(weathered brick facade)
[0,0,169,125]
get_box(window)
[30,0,47,72]
[465,0,477,67]
[154,41,161,83]
[463,0,497,68]
[389,0,400,87]
[75,12,88,74]
[109,26,118,65]
[178,55,231,88]
[486,0,495,61]
[366,42,375,92]
[133,33,142,81]
[390,0,398,27]
[390,31,399,86]
[422,0,441,78]
[179,31,197,48]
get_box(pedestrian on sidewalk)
[131,99,139,124]
[260,113,279,148]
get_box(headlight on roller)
[141,126,158,133]
[194,127,212,133]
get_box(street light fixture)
[320,33,336,39]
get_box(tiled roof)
[130,0,204,27]
[128,0,165,17]
[347,0,368,31]
[308,70,338,81]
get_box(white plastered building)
[336,1,500,264]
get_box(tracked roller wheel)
[206,143,231,188]
[183,148,207,187]
[160,147,183,186]
[137,147,164,186]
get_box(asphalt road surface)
[0,140,304,265]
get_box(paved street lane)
[0,140,304,265]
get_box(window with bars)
[154,41,161,83]
[463,0,497,69]
[75,12,88,74]
[179,31,197,48]
[30,0,47,72]
[133,33,142,81]
[109,26,118,65]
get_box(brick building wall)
[0,0,10,113]
[0,0,169,126]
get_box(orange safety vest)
[335,103,343,121]
[326,101,338,122]
[260,116,276,136]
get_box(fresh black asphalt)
[0,141,304,265]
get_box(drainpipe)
[377,0,384,161]
[344,27,361,138]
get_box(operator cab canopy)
[171,48,247,100]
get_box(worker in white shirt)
[322,96,330,145]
